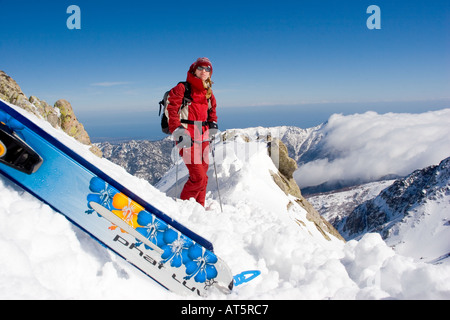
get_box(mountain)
[221,125,324,164]
[96,125,323,187]
[334,157,450,264]
[98,138,174,185]
[306,179,396,226]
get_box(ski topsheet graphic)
[0,99,234,296]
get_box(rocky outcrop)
[0,70,102,157]
[269,138,344,241]
[0,71,38,116]
[269,138,302,198]
[29,96,61,128]
[54,99,90,145]
[291,197,345,241]
[0,71,24,103]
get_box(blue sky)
[0,0,449,140]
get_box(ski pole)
[172,140,179,197]
[176,156,179,197]
[211,139,223,213]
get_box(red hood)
[186,71,207,92]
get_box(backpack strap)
[177,81,212,127]
[180,81,191,109]
[158,93,168,116]
[180,120,210,126]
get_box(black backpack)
[158,82,192,134]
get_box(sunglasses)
[197,66,211,72]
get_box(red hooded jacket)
[166,71,217,142]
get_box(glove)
[208,122,219,141]
[172,126,192,149]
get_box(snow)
[385,197,450,264]
[1,100,449,299]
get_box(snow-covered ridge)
[307,179,396,225]
[336,156,450,264]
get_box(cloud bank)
[295,109,450,188]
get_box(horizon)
[85,100,450,142]
[1,0,449,141]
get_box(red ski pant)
[179,141,210,207]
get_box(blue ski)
[0,99,234,296]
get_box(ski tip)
[233,270,261,287]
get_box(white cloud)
[295,109,450,188]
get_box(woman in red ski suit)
[166,58,218,207]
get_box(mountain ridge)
[335,156,450,264]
